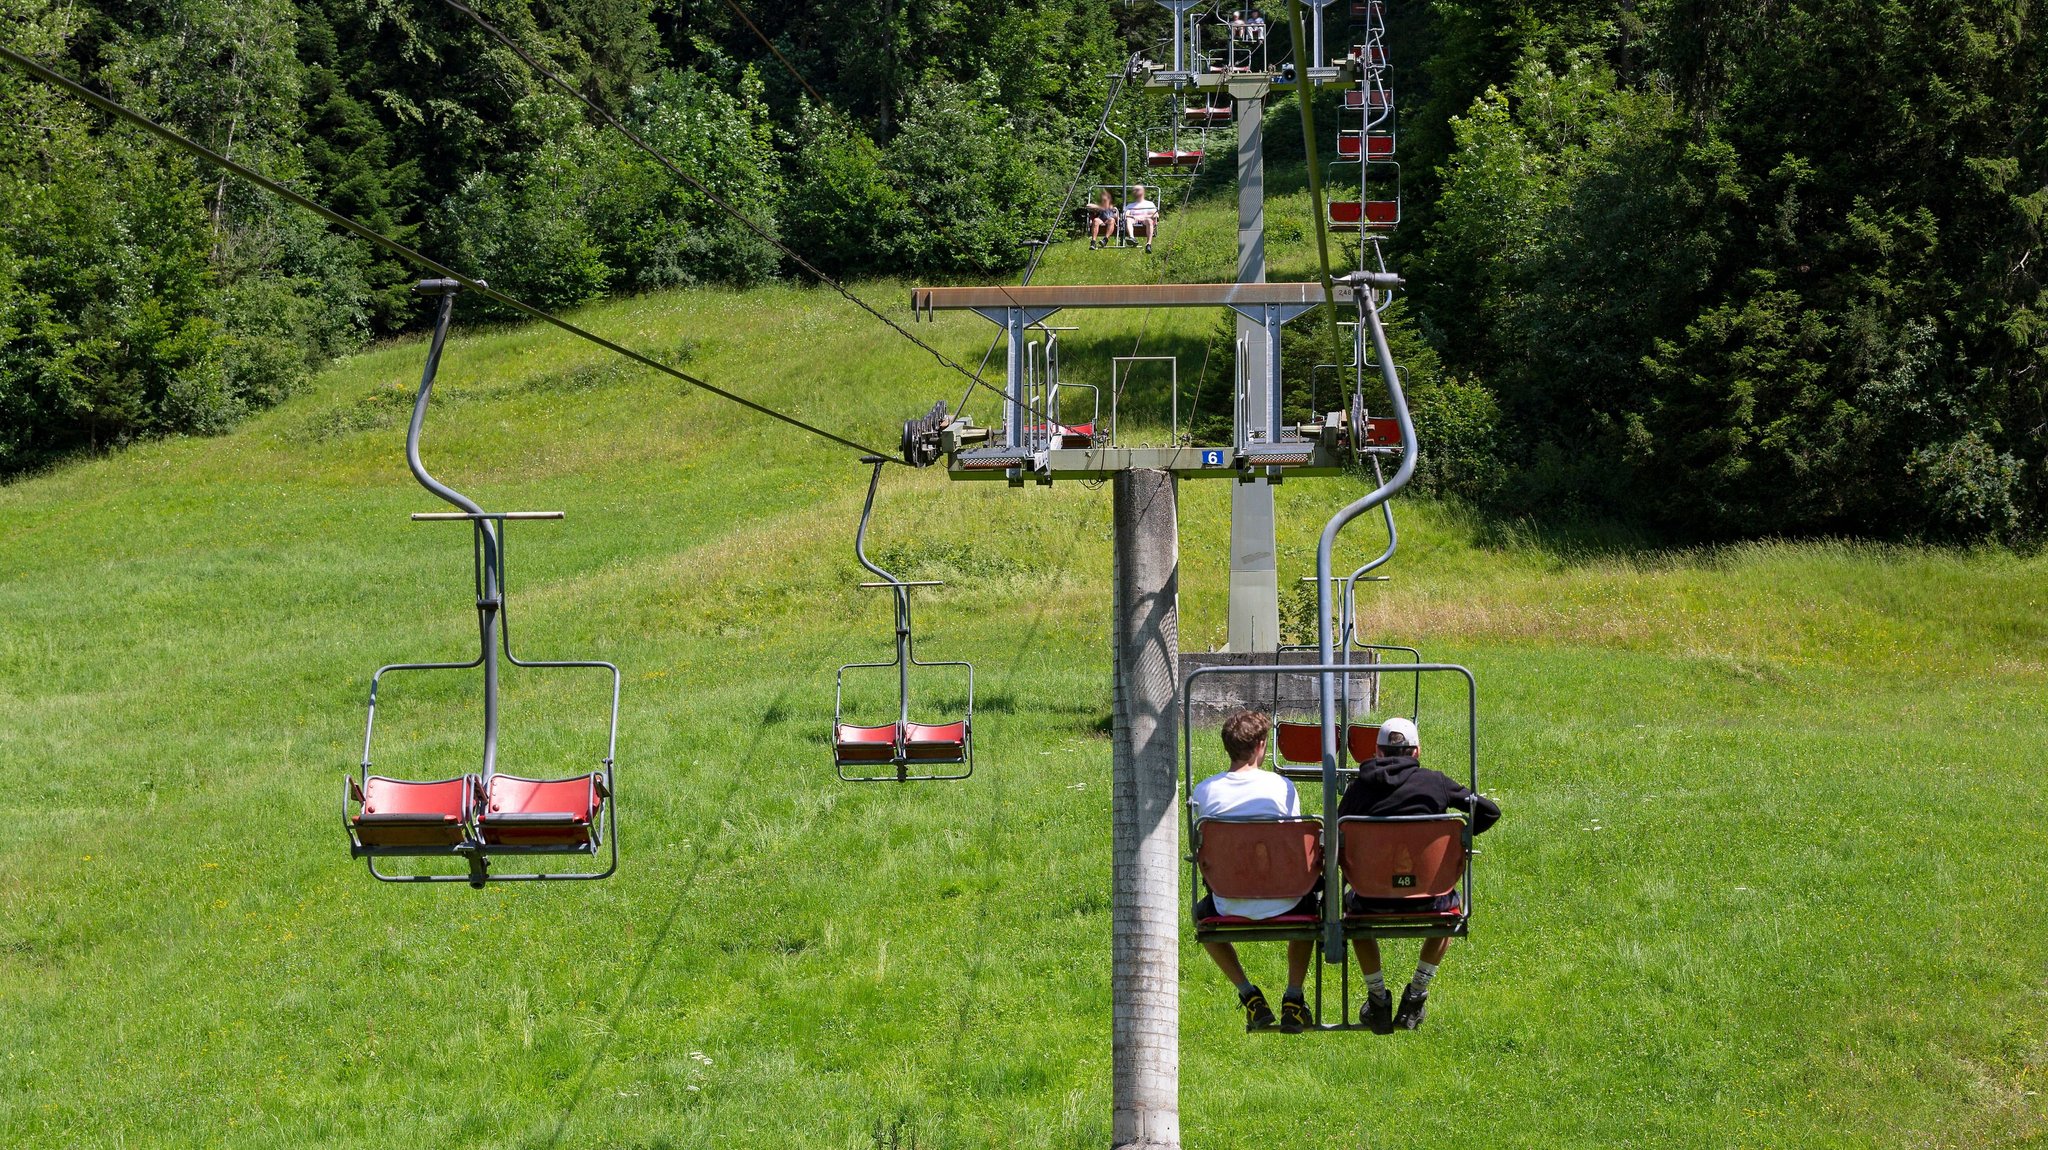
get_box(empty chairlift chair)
[833,457,975,782]
[343,280,621,888]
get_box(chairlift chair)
[1178,285,1487,1027]
[344,280,621,888]
[832,458,975,782]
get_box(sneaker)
[1145,243,1153,253]
[1359,987,1394,1034]
[1279,996,1313,1033]
[1395,984,1429,1030]
[1240,986,1276,1030]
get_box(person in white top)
[1191,709,1317,1031]
[1124,186,1159,253]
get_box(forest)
[1,0,2042,543]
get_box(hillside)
[3,222,2048,1147]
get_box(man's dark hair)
[1219,709,1271,763]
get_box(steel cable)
[437,0,1062,437]
[0,43,906,463]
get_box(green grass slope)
[3,203,2048,1149]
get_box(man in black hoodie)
[1337,716,1500,1032]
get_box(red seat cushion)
[835,722,899,763]
[1347,724,1382,763]
[1274,720,1325,765]
[904,720,968,761]
[479,774,600,847]
[1198,913,1320,927]
[1341,904,1463,922]
[355,776,473,847]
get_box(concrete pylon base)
[1110,468,1181,1150]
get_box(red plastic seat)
[353,776,474,848]
[904,720,969,762]
[1336,134,1393,161]
[1347,724,1382,763]
[1361,416,1401,447]
[1195,818,1324,902]
[479,773,602,847]
[1329,200,1364,231]
[1338,815,1465,915]
[1184,106,1233,124]
[835,722,899,763]
[1197,911,1321,927]
[1146,150,1203,168]
[1364,200,1399,227]
[1025,422,1095,449]
[1274,720,1325,765]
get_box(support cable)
[1287,0,1345,357]
[0,43,905,463]
[437,0,1060,435]
[717,0,826,107]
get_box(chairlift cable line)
[1286,0,1345,357]
[716,0,827,107]
[0,43,905,464]
[435,0,1063,437]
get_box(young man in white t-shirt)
[1191,709,1317,1031]
[1124,186,1159,253]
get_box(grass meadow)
[3,185,2047,1148]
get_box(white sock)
[1364,970,1386,996]
[1411,961,1438,993]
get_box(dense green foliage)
[2,0,2044,543]
[0,0,1120,472]
[1408,1,2048,541]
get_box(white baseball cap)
[1377,716,1419,751]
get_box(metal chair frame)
[346,280,620,887]
[833,458,975,782]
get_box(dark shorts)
[1195,878,1322,922]
[1086,206,1119,223]
[1345,890,1462,915]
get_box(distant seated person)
[1228,10,1247,37]
[1084,189,1121,249]
[1192,709,1317,1032]
[1247,12,1267,41]
[1338,716,1501,1034]
[1124,186,1159,254]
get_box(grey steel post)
[1111,468,1181,1150]
[1228,89,1280,652]
[404,281,502,786]
[1263,303,1287,441]
[1005,307,1027,450]
[1317,274,1414,960]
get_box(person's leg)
[1352,936,1395,1032]
[1284,939,1313,997]
[1351,937,1384,984]
[1396,937,1449,1029]
[1202,940,1249,988]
